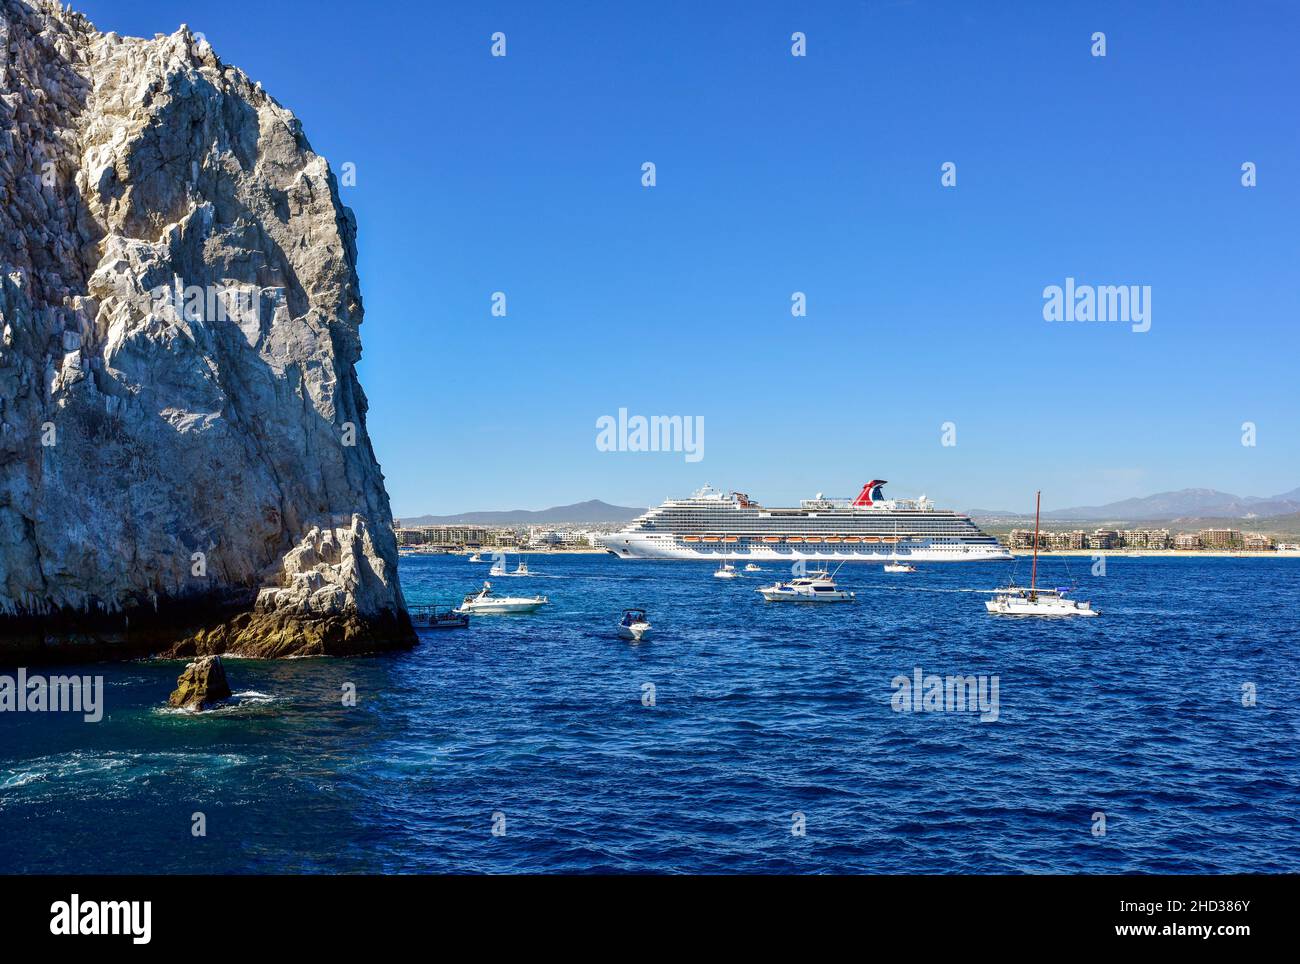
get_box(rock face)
[0,0,414,662]
[168,654,232,710]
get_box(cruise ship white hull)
[600,481,1010,563]
[603,534,1010,563]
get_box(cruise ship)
[600,481,1011,562]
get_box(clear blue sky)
[77,0,1299,515]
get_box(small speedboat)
[883,562,917,573]
[456,581,549,614]
[514,559,529,576]
[756,571,854,602]
[743,564,762,572]
[488,557,507,576]
[617,608,651,641]
[714,561,739,579]
[468,552,482,563]
[409,604,470,629]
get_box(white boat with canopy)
[756,567,855,602]
[456,581,549,614]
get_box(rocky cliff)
[0,0,413,662]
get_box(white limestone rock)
[0,0,412,658]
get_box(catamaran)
[985,492,1099,617]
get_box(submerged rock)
[0,1,414,661]
[168,654,233,710]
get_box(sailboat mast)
[1030,490,1041,592]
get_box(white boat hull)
[984,598,1098,617]
[458,599,547,614]
[617,623,651,640]
[603,534,1009,563]
[758,589,855,603]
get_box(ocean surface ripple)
[2,555,1297,874]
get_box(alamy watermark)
[891,666,999,722]
[104,275,261,329]
[1043,277,1151,333]
[596,408,704,463]
[148,279,260,327]
[1,669,103,722]
[50,895,150,944]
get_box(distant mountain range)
[398,499,644,526]
[971,487,1300,522]
[405,486,1300,527]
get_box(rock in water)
[0,1,414,661]
[168,654,233,710]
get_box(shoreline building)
[1199,528,1244,550]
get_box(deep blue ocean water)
[2,554,1298,874]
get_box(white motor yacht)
[456,581,549,614]
[756,570,855,602]
[743,563,762,572]
[985,491,1099,617]
[468,552,482,563]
